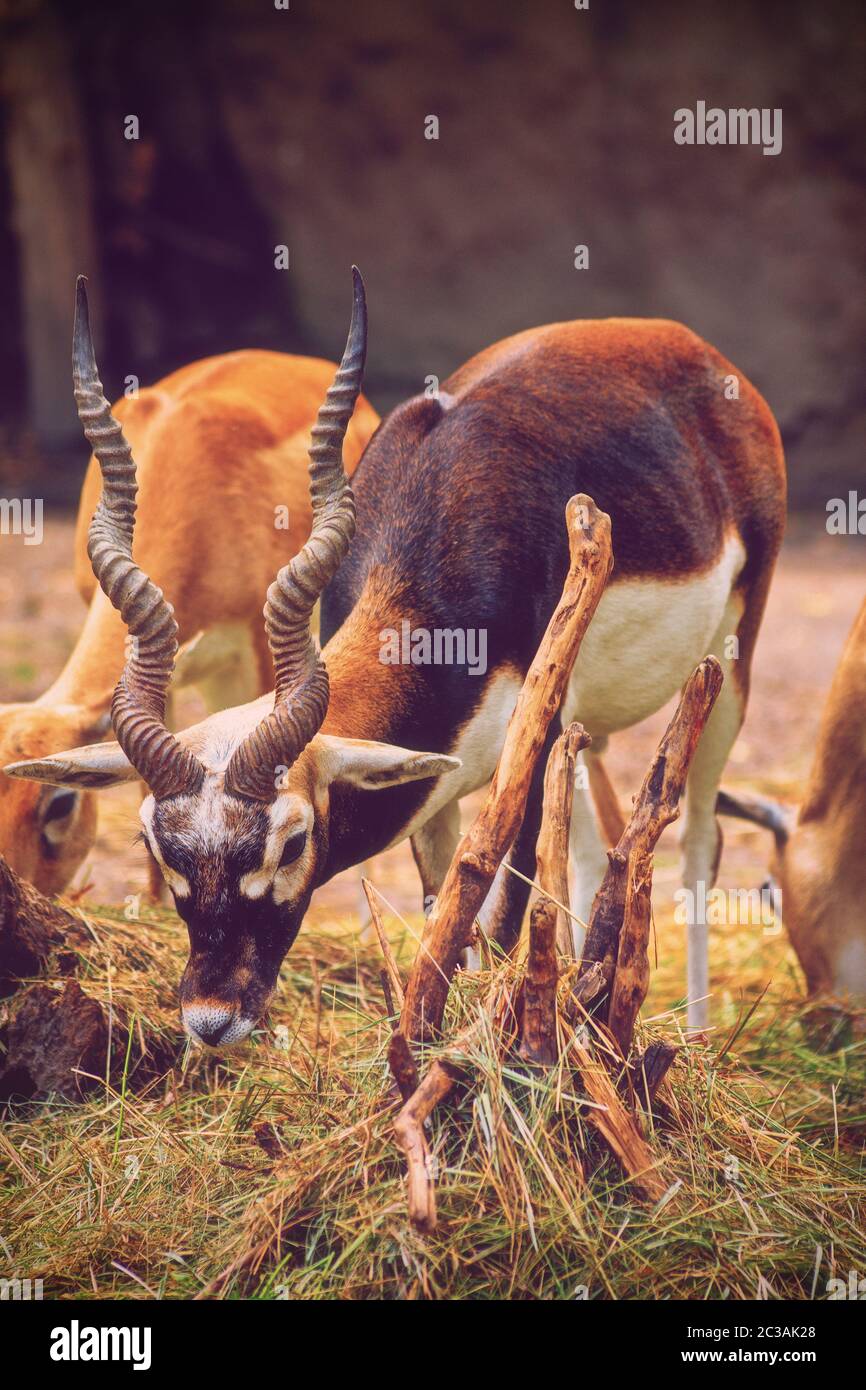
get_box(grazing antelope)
[6,269,786,1042]
[0,281,378,896]
[718,597,866,1005]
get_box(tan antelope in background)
[719,597,866,1007]
[7,268,786,1041]
[0,279,378,896]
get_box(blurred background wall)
[0,0,863,506]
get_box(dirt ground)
[0,516,862,942]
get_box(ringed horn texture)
[73,276,206,800]
[224,266,367,802]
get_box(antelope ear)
[317,735,461,790]
[3,740,137,790]
[716,789,793,849]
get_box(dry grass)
[1,881,864,1302]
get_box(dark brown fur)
[320,317,786,881]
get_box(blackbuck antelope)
[719,597,866,1005]
[7,269,786,1042]
[0,279,378,895]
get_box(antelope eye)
[42,790,78,824]
[278,831,306,868]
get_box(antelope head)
[0,703,107,895]
[5,271,458,1045]
[717,789,866,1005]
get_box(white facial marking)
[140,769,314,905]
[140,795,191,898]
[239,794,312,901]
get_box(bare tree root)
[387,652,721,1227]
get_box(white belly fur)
[561,533,746,735]
[396,533,746,841]
[389,671,521,844]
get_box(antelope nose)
[183,1002,244,1047]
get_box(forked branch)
[400,495,612,1043]
[392,1058,462,1231]
[579,657,724,1055]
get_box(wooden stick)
[578,658,723,1051]
[378,969,395,1019]
[387,1031,421,1103]
[535,722,589,956]
[632,1040,679,1110]
[392,972,518,1229]
[608,850,653,1057]
[400,495,613,1042]
[518,898,559,1065]
[563,959,607,1019]
[570,1037,667,1202]
[362,878,405,1010]
[393,1059,462,1231]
